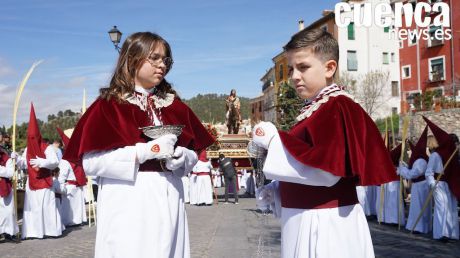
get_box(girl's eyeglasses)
[147,53,173,68]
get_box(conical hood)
[27,103,41,141]
[408,125,428,167]
[56,127,70,147]
[198,149,208,162]
[27,103,52,190]
[422,116,460,199]
[423,116,451,147]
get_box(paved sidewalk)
[1,190,459,257]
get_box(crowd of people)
[1,27,459,258]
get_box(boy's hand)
[252,122,278,149]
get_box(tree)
[337,70,390,118]
[277,81,303,131]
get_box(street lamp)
[108,26,122,53]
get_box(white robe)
[83,144,197,258]
[0,158,19,235]
[398,158,431,233]
[192,160,213,205]
[58,159,87,226]
[375,181,406,225]
[189,173,198,205]
[261,134,374,258]
[426,152,459,239]
[22,145,62,239]
[182,175,190,203]
[212,169,222,188]
[356,185,377,216]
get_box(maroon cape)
[27,103,53,190]
[56,127,87,187]
[278,95,396,186]
[0,148,11,197]
[64,97,215,164]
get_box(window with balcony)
[348,22,355,40]
[429,57,445,82]
[383,52,389,64]
[402,65,411,79]
[428,25,444,47]
[391,81,399,97]
[347,50,358,71]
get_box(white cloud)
[0,58,15,77]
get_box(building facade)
[398,0,460,113]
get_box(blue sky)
[0,0,338,127]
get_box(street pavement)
[1,188,459,257]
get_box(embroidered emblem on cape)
[296,84,355,122]
[255,127,265,136]
[124,92,175,111]
[151,144,160,153]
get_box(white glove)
[30,156,46,169]
[10,152,18,159]
[426,175,436,189]
[166,146,186,171]
[135,134,177,164]
[429,180,437,189]
[252,122,278,149]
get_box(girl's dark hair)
[100,32,177,101]
[284,28,339,63]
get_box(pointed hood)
[389,143,402,166]
[423,116,460,199]
[198,149,208,162]
[27,103,53,190]
[56,127,70,147]
[408,125,428,167]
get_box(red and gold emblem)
[151,144,160,153]
[255,127,265,137]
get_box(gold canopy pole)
[82,89,96,227]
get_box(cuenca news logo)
[335,2,452,42]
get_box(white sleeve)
[263,134,340,187]
[172,148,198,178]
[58,160,71,184]
[0,159,14,178]
[40,146,60,170]
[83,146,138,182]
[398,159,427,179]
[425,152,443,185]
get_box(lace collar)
[124,86,175,111]
[296,84,355,122]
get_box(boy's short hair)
[284,28,339,63]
